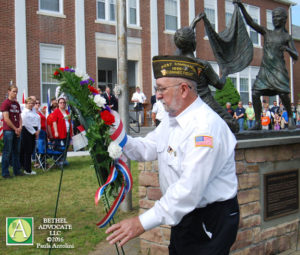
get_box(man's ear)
[181,83,190,99]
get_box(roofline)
[274,0,297,6]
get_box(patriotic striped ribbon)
[95,159,132,228]
[95,111,132,228]
[110,110,127,148]
[96,182,126,228]
[94,165,118,206]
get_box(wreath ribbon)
[95,114,132,228]
[95,159,132,228]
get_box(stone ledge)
[237,135,300,149]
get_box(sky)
[292,0,300,26]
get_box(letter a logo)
[6,217,34,245]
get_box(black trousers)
[169,196,239,255]
[20,127,36,173]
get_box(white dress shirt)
[131,91,146,107]
[21,108,41,135]
[152,100,166,121]
[124,97,238,231]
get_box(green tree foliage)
[214,77,240,109]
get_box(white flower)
[94,94,106,108]
[107,141,122,159]
[75,68,89,80]
[82,73,89,81]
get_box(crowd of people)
[0,84,125,179]
[226,99,300,132]
[0,85,73,179]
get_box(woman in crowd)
[46,100,58,139]
[245,102,255,129]
[52,97,72,165]
[36,105,48,168]
[20,97,40,175]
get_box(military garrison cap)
[152,55,204,82]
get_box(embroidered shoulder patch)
[195,135,213,148]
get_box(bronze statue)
[174,13,239,133]
[234,0,299,130]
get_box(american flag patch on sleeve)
[195,136,213,148]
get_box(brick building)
[0,0,299,109]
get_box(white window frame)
[164,0,181,33]
[225,0,234,28]
[228,66,260,106]
[266,9,274,30]
[208,61,219,94]
[127,0,140,27]
[96,0,116,23]
[204,0,218,37]
[40,44,64,104]
[38,0,64,16]
[243,4,261,47]
[96,0,140,27]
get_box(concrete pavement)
[88,238,141,255]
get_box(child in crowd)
[273,113,281,131]
[261,111,270,130]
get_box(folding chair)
[45,140,65,171]
[35,131,47,171]
[36,138,65,172]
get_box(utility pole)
[116,0,132,212]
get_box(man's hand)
[15,127,22,136]
[106,216,145,247]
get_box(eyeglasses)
[59,102,66,104]
[155,82,192,94]
[36,102,40,105]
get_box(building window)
[225,1,234,28]
[40,44,64,104]
[239,77,249,104]
[266,10,274,30]
[98,70,113,90]
[97,0,116,22]
[248,6,260,45]
[208,62,219,97]
[165,0,179,31]
[241,4,260,46]
[97,0,139,26]
[128,0,139,26]
[41,64,61,103]
[39,0,62,13]
[204,0,217,34]
[228,66,259,105]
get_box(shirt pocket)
[167,150,180,176]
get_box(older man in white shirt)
[131,87,146,126]
[151,96,166,126]
[106,56,239,255]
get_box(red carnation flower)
[88,85,99,95]
[59,67,65,71]
[54,71,59,76]
[100,110,115,125]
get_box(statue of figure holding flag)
[173,3,254,133]
[234,0,299,130]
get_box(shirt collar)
[170,97,203,130]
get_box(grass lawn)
[0,156,139,255]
